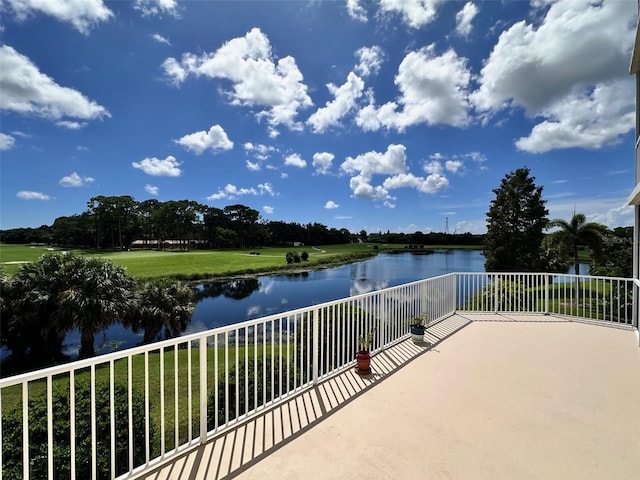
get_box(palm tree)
[129,280,194,344]
[546,213,609,276]
[58,255,135,358]
[2,255,73,361]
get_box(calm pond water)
[69,250,486,356]
[12,250,590,359]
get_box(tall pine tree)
[484,167,549,272]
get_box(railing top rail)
[460,272,632,283]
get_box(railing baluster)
[47,374,53,479]
[187,341,192,442]
[144,351,150,464]
[127,355,133,471]
[200,335,207,440]
[160,346,165,457]
[22,381,28,480]
[174,344,179,450]
[70,371,76,480]
[312,308,319,384]
[109,360,115,479]
[91,364,96,480]
[235,328,239,420]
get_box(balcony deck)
[138,313,640,480]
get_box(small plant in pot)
[355,328,375,376]
[410,312,429,344]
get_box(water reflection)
[189,250,487,333]
[196,278,260,301]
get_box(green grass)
[0,243,484,279]
[0,243,379,279]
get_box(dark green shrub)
[207,355,296,430]
[285,252,294,264]
[301,251,309,261]
[292,251,301,263]
[2,379,153,480]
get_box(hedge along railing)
[0,273,456,480]
[456,272,636,326]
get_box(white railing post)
[22,382,28,480]
[634,279,639,331]
[544,273,550,314]
[312,308,319,384]
[199,336,207,444]
[378,290,386,350]
[494,274,499,312]
[47,375,53,480]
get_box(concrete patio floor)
[139,313,640,480]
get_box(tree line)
[0,196,355,250]
[1,195,487,250]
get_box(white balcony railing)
[0,272,637,480]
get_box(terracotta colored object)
[356,350,371,375]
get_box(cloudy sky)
[0,0,636,234]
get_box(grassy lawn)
[0,243,379,279]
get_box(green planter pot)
[410,325,426,344]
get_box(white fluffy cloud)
[347,0,367,22]
[207,182,275,200]
[515,79,634,153]
[445,160,464,173]
[340,144,407,203]
[325,200,339,209]
[378,0,445,29]
[3,0,113,34]
[313,152,335,175]
[383,171,449,194]
[354,46,384,78]
[145,184,159,196]
[17,191,52,200]
[134,0,178,17]
[162,28,312,133]
[307,73,365,133]
[340,144,451,203]
[132,155,182,176]
[59,172,94,187]
[455,2,478,37]
[284,153,307,168]
[0,45,110,124]
[175,125,233,155]
[0,133,15,150]
[307,46,383,133]
[356,45,471,131]
[263,205,274,214]
[471,0,635,152]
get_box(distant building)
[129,239,203,249]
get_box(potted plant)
[356,328,375,375]
[410,312,429,344]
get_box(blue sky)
[0,0,636,234]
